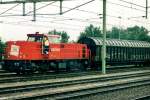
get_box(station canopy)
[78,37,150,48]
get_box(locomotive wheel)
[16,66,23,75]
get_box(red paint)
[5,40,89,61]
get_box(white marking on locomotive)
[10,45,20,56]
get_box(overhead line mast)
[146,0,148,19]
[102,0,106,74]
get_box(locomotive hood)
[4,41,42,60]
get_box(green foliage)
[108,26,150,41]
[48,29,70,43]
[126,26,149,41]
[0,40,5,60]
[107,27,126,39]
[80,24,150,42]
[0,42,5,53]
[61,31,69,43]
[80,24,102,38]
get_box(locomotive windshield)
[27,33,44,42]
[27,36,43,42]
[27,33,61,43]
[48,35,61,43]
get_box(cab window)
[48,36,60,43]
[27,36,43,42]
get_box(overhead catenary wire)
[1,13,150,30]
[1,21,85,31]
[0,3,20,15]
[1,17,149,36]
[0,0,149,29]
[0,0,149,17]
[38,0,149,19]
[40,0,148,15]
[106,0,145,13]
[0,17,149,39]
[1,0,149,16]
[25,1,57,15]
[0,0,150,43]
[62,0,95,14]
[0,12,150,28]
[0,0,76,4]
[0,10,150,29]
[119,0,145,8]
[0,12,117,28]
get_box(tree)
[107,27,127,39]
[80,24,102,38]
[61,31,69,43]
[126,26,150,41]
[107,26,150,41]
[0,40,5,60]
[48,29,69,43]
[79,24,150,42]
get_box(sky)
[0,0,150,41]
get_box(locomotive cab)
[27,32,47,42]
[27,32,61,54]
[27,32,61,43]
[27,32,50,54]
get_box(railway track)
[0,70,7,73]
[0,66,150,84]
[0,70,150,100]
[0,71,103,83]
[135,95,150,100]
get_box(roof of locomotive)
[78,37,150,47]
[27,32,46,37]
[27,32,60,38]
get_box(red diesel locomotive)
[3,32,90,74]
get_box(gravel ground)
[70,84,150,100]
